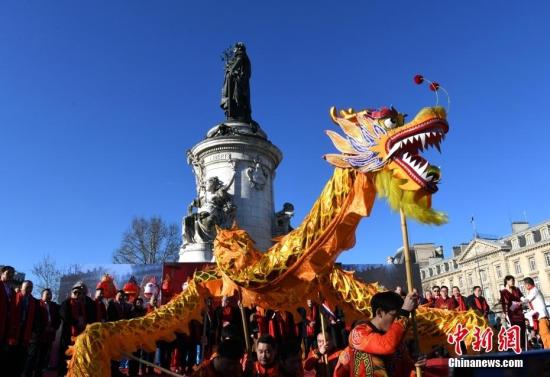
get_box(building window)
[459,276,463,287]
[545,252,550,267]
[526,232,535,246]
[529,257,536,271]
[514,260,521,274]
[480,269,487,282]
[467,273,473,286]
[484,287,491,301]
[495,265,502,279]
[511,237,520,249]
[541,227,550,240]
[534,277,541,290]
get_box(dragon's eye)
[384,118,398,128]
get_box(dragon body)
[68,106,486,376]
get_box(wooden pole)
[400,208,423,377]
[316,287,331,377]
[237,289,251,353]
[200,298,210,363]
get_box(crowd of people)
[417,274,550,351]
[2,262,550,377]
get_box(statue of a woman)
[220,42,252,123]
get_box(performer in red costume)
[243,334,284,377]
[192,338,244,377]
[268,309,297,346]
[216,295,239,340]
[333,291,426,377]
[304,332,341,377]
[305,299,319,352]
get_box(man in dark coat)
[107,290,131,377]
[58,285,89,377]
[8,280,44,377]
[466,286,490,317]
[0,266,16,374]
[25,288,61,377]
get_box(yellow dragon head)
[325,105,449,224]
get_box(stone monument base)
[179,243,214,263]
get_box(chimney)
[511,221,529,234]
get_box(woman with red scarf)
[500,275,526,351]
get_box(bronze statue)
[183,174,236,245]
[220,42,252,123]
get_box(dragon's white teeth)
[420,133,427,148]
[386,142,402,159]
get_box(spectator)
[0,265,16,373]
[9,280,43,377]
[500,275,526,351]
[420,290,434,307]
[466,286,489,318]
[107,290,130,377]
[521,277,550,348]
[59,286,89,376]
[434,286,457,310]
[452,286,467,311]
[431,286,441,301]
[93,288,107,323]
[25,288,61,377]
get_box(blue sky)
[1,1,549,280]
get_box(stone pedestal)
[178,243,214,263]
[179,121,283,262]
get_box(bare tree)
[32,254,62,299]
[113,217,180,264]
[63,263,83,276]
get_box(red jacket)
[305,304,319,337]
[334,320,412,377]
[500,288,524,324]
[304,349,341,377]
[8,292,40,346]
[454,295,467,311]
[434,296,457,310]
[268,311,297,340]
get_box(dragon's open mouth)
[385,117,449,192]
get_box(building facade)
[419,221,550,310]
